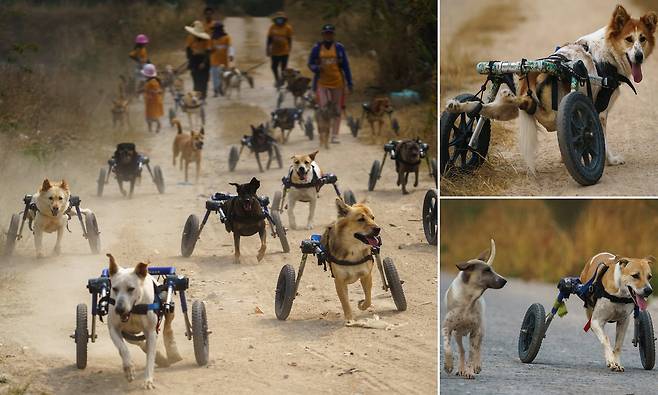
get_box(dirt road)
[441,0,658,196]
[0,17,437,394]
[440,272,658,394]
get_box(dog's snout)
[635,52,644,64]
[115,304,126,315]
[644,286,653,297]
[499,277,508,288]
[372,227,381,236]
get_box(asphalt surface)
[440,272,658,394]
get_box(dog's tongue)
[632,62,643,83]
[635,294,648,311]
[365,236,380,247]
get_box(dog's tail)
[517,110,538,174]
[172,118,182,134]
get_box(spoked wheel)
[181,214,200,257]
[557,91,605,186]
[272,191,283,213]
[383,258,406,311]
[153,165,165,194]
[75,303,88,369]
[271,211,290,253]
[636,310,655,370]
[275,264,296,320]
[192,300,209,366]
[440,93,491,176]
[4,213,21,257]
[368,160,381,191]
[304,116,314,140]
[228,145,240,172]
[518,303,546,363]
[85,212,101,254]
[343,189,356,206]
[97,168,106,197]
[273,144,283,169]
[422,190,438,245]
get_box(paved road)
[440,273,658,394]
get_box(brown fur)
[395,140,421,194]
[224,178,266,264]
[366,96,394,136]
[172,119,204,183]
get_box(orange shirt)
[129,47,148,64]
[318,43,343,88]
[268,24,293,56]
[186,35,211,55]
[143,78,163,119]
[210,35,231,66]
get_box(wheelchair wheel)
[228,145,239,172]
[4,213,21,257]
[304,116,314,140]
[383,257,407,311]
[85,212,101,254]
[422,189,438,245]
[75,303,88,369]
[181,214,200,257]
[343,189,356,206]
[153,165,165,194]
[271,211,290,253]
[275,264,296,320]
[557,91,605,186]
[192,300,209,366]
[518,303,546,363]
[272,191,283,213]
[368,160,381,191]
[637,310,655,370]
[440,93,491,176]
[97,168,106,197]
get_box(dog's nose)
[635,52,644,64]
[644,286,653,296]
[372,227,381,236]
[115,305,126,315]
[500,278,508,287]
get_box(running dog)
[315,101,338,149]
[285,151,322,230]
[321,198,382,325]
[106,254,182,390]
[272,107,304,143]
[111,78,130,128]
[445,5,657,172]
[172,119,204,183]
[578,252,653,372]
[282,68,312,107]
[363,96,394,136]
[222,67,254,99]
[111,143,142,198]
[180,91,204,129]
[395,139,422,194]
[443,240,506,379]
[223,177,266,264]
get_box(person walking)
[210,22,234,97]
[307,24,353,144]
[185,21,211,100]
[129,34,150,90]
[140,64,163,133]
[267,11,293,87]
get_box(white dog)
[286,151,322,230]
[107,254,182,390]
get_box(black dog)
[112,143,142,198]
[224,177,267,264]
[271,108,303,143]
[246,124,279,173]
[395,140,421,194]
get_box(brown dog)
[172,119,204,183]
[364,96,393,136]
[321,198,381,325]
[395,139,421,194]
[223,178,267,264]
[315,102,338,149]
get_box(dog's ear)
[618,258,630,267]
[646,255,656,265]
[476,248,491,262]
[609,4,631,35]
[641,11,658,34]
[229,182,240,192]
[335,198,351,217]
[309,150,319,161]
[456,261,474,272]
[60,179,69,191]
[134,261,148,279]
[107,253,120,276]
[41,178,52,192]
[248,177,260,193]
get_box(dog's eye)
[112,287,118,293]
[49,196,53,200]
[632,273,641,279]
[127,287,135,293]
[484,267,492,272]
[640,36,647,43]
[358,217,366,222]
[305,161,310,165]
[626,36,633,43]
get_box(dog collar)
[322,232,373,267]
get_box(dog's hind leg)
[455,335,474,379]
[470,326,483,374]
[233,233,241,264]
[612,317,630,371]
[445,88,523,121]
[442,320,454,373]
[334,277,354,323]
[357,274,372,311]
[108,326,135,382]
[163,312,183,364]
[256,226,267,262]
[184,160,189,183]
[130,339,169,367]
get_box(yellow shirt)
[186,35,211,55]
[318,43,343,89]
[210,35,231,66]
[268,24,293,56]
[129,47,148,64]
[143,78,163,119]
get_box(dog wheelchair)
[180,192,290,257]
[440,56,635,185]
[422,189,437,245]
[346,102,399,137]
[97,143,165,197]
[228,128,283,173]
[270,172,358,215]
[274,234,407,320]
[368,139,437,191]
[3,194,100,256]
[73,266,210,369]
[271,108,314,143]
[518,265,655,370]
[168,95,206,128]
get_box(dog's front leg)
[357,273,372,311]
[129,179,136,198]
[333,276,354,323]
[306,196,316,230]
[118,180,127,197]
[256,225,267,262]
[288,197,297,230]
[612,317,630,372]
[184,160,189,183]
[442,320,454,373]
[455,334,474,379]
[470,326,483,374]
[34,226,44,258]
[233,232,241,264]
[589,317,618,371]
[414,167,419,187]
[195,159,200,183]
[53,225,64,256]
[143,326,157,389]
[600,111,625,165]
[255,152,264,173]
[108,324,134,382]
[402,171,410,194]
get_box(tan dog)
[180,91,204,129]
[27,179,72,258]
[578,252,653,372]
[286,151,322,230]
[321,199,381,325]
[111,98,130,128]
[364,96,393,136]
[172,119,204,183]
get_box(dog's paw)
[607,360,624,372]
[143,379,156,390]
[123,365,135,382]
[445,100,461,113]
[473,364,482,374]
[306,223,313,230]
[402,189,410,195]
[456,366,475,379]
[606,154,625,166]
[444,360,454,374]
[155,351,170,368]
[256,250,266,262]
[233,257,241,265]
[345,319,357,327]
[357,299,371,311]
[167,350,183,365]
[53,246,61,256]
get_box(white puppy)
[286,151,322,230]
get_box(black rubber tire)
[556,91,605,186]
[343,189,356,206]
[192,300,209,366]
[518,303,546,363]
[271,211,290,253]
[638,310,656,370]
[85,213,101,254]
[228,145,239,172]
[181,214,200,257]
[4,213,20,257]
[272,190,283,213]
[75,303,88,369]
[97,168,106,197]
[368,160,380,191]
[422,189,438,245]
[383,258,407,311]
[275,264,296,320]
[304,116,314,140]
[439,93,491,175]
[273,144,283,169]
[153,165,165,194]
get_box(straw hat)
[272,11,287,21]
[185,21,210,40]
[141,63,157,78]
